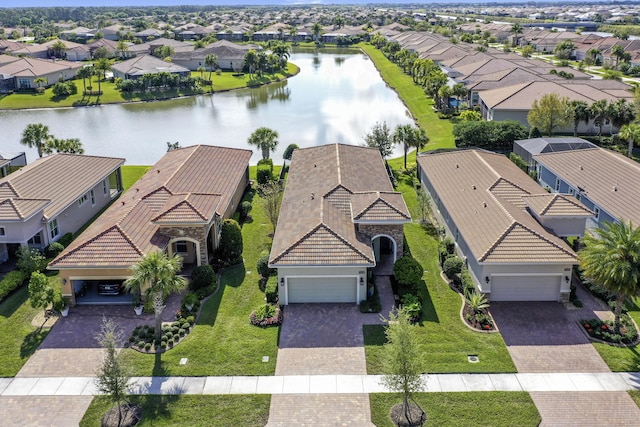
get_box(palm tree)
[569,100,590,137]
[589,99,608,140]
[510,23,523,47]
[243,49,258,78]
[586,48,602,67]
[393,125,429,169]
[204,53,218,82]
[20,123,51,158]
[50,39,67,59]
[76,66,92,94]
[247,127,279,160]
[93,58,111,95]
[452,83,467,111]
[272,43,290,70]
[124,251,187,341]
[609,99,635,135]
[116,40,129,59]
[611,44,626,68]
[289,25,298,44]
[311,22,322,43]
[619,123,640,158]
[579,221,640,333]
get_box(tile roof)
[417,149,576,265]
[111,54,190,77]
[270,144,410,267]
[0,57,84,78]
[534,147,640,225]
[50,145,251,269]
[522,194,594,217]
[0,198,50,221]
[0,154,124,221]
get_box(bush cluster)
[0,270,29,303]
[582,317,638,345]
[239,200,252,223]
[249,304,282,327]
[189,265,217,299]
[400,293,422,321]
[52,81,78,97]
[215,219,243,267]
[45,242,64,258]
[256,158,274,185]
[265,275,278,304]
[57,232,74,248]
[129,316,195,353]
[443,256,464,279]
[392,256,423,294]
[453,120,528,150]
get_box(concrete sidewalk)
[3,372,640,396]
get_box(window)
[90,190,95,206]
[176,241,188,254]
[103,179,108,195]
[28,233,42,245]
[0,227,5,236]
[594,207,600,220]
[49,219,59,239]
[78,194,88,206]
[555,178,561,191]
[568,188,574,195]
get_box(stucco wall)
[162,225,208,265]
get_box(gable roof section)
[50,145,251,269]
[0,154,124,221]
[417,149,576,265]
[523,193,594,217]
[534,147,640,225]
[111,54,190,76]
[351,192,411,222]
[270,144,409,267]
[0,198,50,221]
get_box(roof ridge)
[354,195,409,220]
[480,222,517,262]
[494,81,535,107]
[336,144,342,186]
[153,198,208,222]
[0,199,22,219]
[320,223,374,263]
[271,222,325,263]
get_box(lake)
[0,48,414,165]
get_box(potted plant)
[132,293,143,316]
[182,292,198,312]
[60,297,71,317]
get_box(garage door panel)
[288,277,357,303]
[490,276,560,302]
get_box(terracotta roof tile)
[50,145,250,269]
[522,194,594,217]
[0,198,50,221]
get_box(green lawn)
[120,167,279,376]
[359,43,455,151]
[629,390,640,408]
[80,395,270,427]
[121,165,151,190]
[364,172,515,374]
[0,285,50,377]
[370,392,540,427]
[0,64,298,110]
[591,297,640,372]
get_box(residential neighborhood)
[3,2,640,427]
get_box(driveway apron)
[491,280,640,425]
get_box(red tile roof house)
[418,149,594,302]
[50,145,251,305]
[269,144,411,305]
[0,154,124,264]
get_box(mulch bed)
[462,305,495,331]
[101,403,142,427]
[390,402,426,427]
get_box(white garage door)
[490,276,560,302]
[287,277,357,304]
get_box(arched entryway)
[372,234,397,275]
[167,237,201,276]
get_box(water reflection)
[1,49,413,165]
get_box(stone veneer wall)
[161,225,209,265]
[358,224,404,259]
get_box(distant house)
[60,26,95,41]
[418,149,592,302]
[87,39,118,58]
[534,145,640,230]
[12,39,90,61]
[0,151,26,177]
[50,145,251,305]
[269,144,410,305]
[111,54,191,80]
[0,154,124,263]
[172,40,261,71]
[133,28,166,41]
[0,57,84,92]
[0,40,27,55]
[513,137,597,171]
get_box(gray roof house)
[0,154,124,263]
[418,149,592,302]
[172,40,261,71]
[269,144,410,305]
[111,54,191,79]
[514,137,597,170]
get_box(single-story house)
[534,146,640,229]
[50,145,252,305]
[269,144,411,305]
[60,26,95,41]
[171,40,261,71]
[0,153,124,263]
[418,149,593,302]
[0,57,84,92]
[0,150,26,177]
[110,54,191,80]
[513,137,597,171]
[12,39,90,61]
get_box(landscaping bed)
[581,316,639,346]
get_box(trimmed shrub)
[283,143,299,160]
[400,293,422,321]
[250,303,282,327]
[0,270,29,302]
[257,252,276,278]
[443,256,464,279]
[265,275,278,304]
[45,242,64,258]
[16,246,47,275]
[57,232,73,248]
[392,256,423,294]
[443,237,455,255]
[239,200,252,222]
[190,264,215,292]
[217,219,243,266]
[460,268,475,296]
[256,164,272,184]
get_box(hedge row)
[0,270,29,303]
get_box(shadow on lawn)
[197,264,245,327]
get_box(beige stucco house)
[50,145,251,305]
[269,144,411,305]
[0,153,124,263]
[418,149,593,302]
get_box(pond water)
[1,48,413,165]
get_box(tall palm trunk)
[153,291,166,341]
[614,293,625,334]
